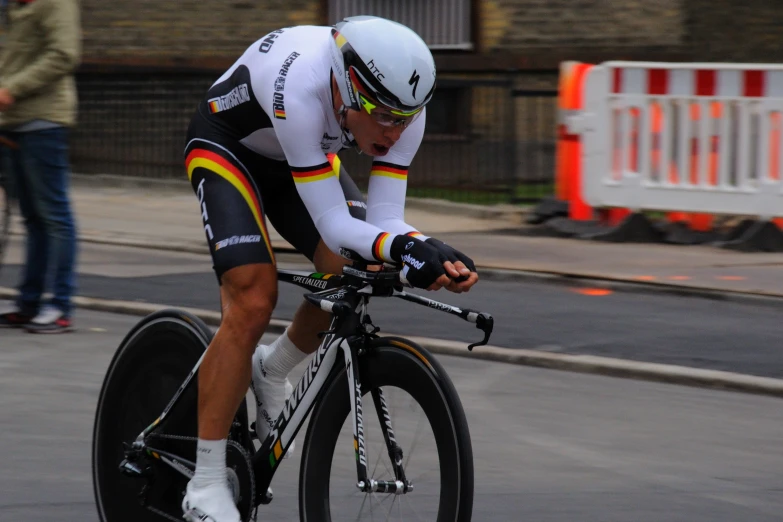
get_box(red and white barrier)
[565,61,783,227]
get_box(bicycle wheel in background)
[299,336,474,522]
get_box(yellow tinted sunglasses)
[358,93,422,128]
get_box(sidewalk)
[12,175,783,300]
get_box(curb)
[2,287,782,399]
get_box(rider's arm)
[367,112,477,278]
[272,90,402,262]
[365,110,428,240]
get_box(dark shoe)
[0,311,33,328]
[24,306,73,334]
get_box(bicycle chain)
[143,433,258,522]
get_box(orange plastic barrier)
[555,62,631,224]
[555,61,599,221]
[554,62,577,203]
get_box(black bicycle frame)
[252,268,374,500]
[132,265,494,508]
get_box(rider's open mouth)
[372,143,389,155]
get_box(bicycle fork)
[343,339,412,495]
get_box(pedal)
[118,458,144,477]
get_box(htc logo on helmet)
[367,59,385,81]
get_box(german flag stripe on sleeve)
[326,153,342,178]
[372,232,392,262]
[291,162,336,184]
[371,161,408,180]
[406,231,424,238]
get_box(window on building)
[327,0,473,50]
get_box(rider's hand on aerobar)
[390,235,450,289]
[423,237,477,283]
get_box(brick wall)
[685,0,783,63]
[81,0,322,60]
[76,1,783,67]
[478,0,783,64]
[480,0,685,53]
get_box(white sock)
[190,438,227,489]
[261,329,308,380]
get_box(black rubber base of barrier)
[662,221,724,245]
[542,213,665,243]
[526,196,569,225]
[581,213,666,243]
[715,220,783,252]
[544,217,608,238]
[722,219,757,242]
[529,212,783,252]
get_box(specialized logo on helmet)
[409,70,420,98]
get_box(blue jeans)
[1,128,78,317]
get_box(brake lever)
[467,312,494,351]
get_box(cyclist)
[183,15,479,521]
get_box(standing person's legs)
[20,128,78,333]
[0,132,48,326]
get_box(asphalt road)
[1,309,781,521]
[2,239,783,378]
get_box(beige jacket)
[0,0,82,128]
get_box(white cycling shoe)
[250,344,295,457]
[182,481,240,522]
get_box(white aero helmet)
[330,16,436,118]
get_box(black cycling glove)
[390,235,447,289]
[424,238,477,274]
